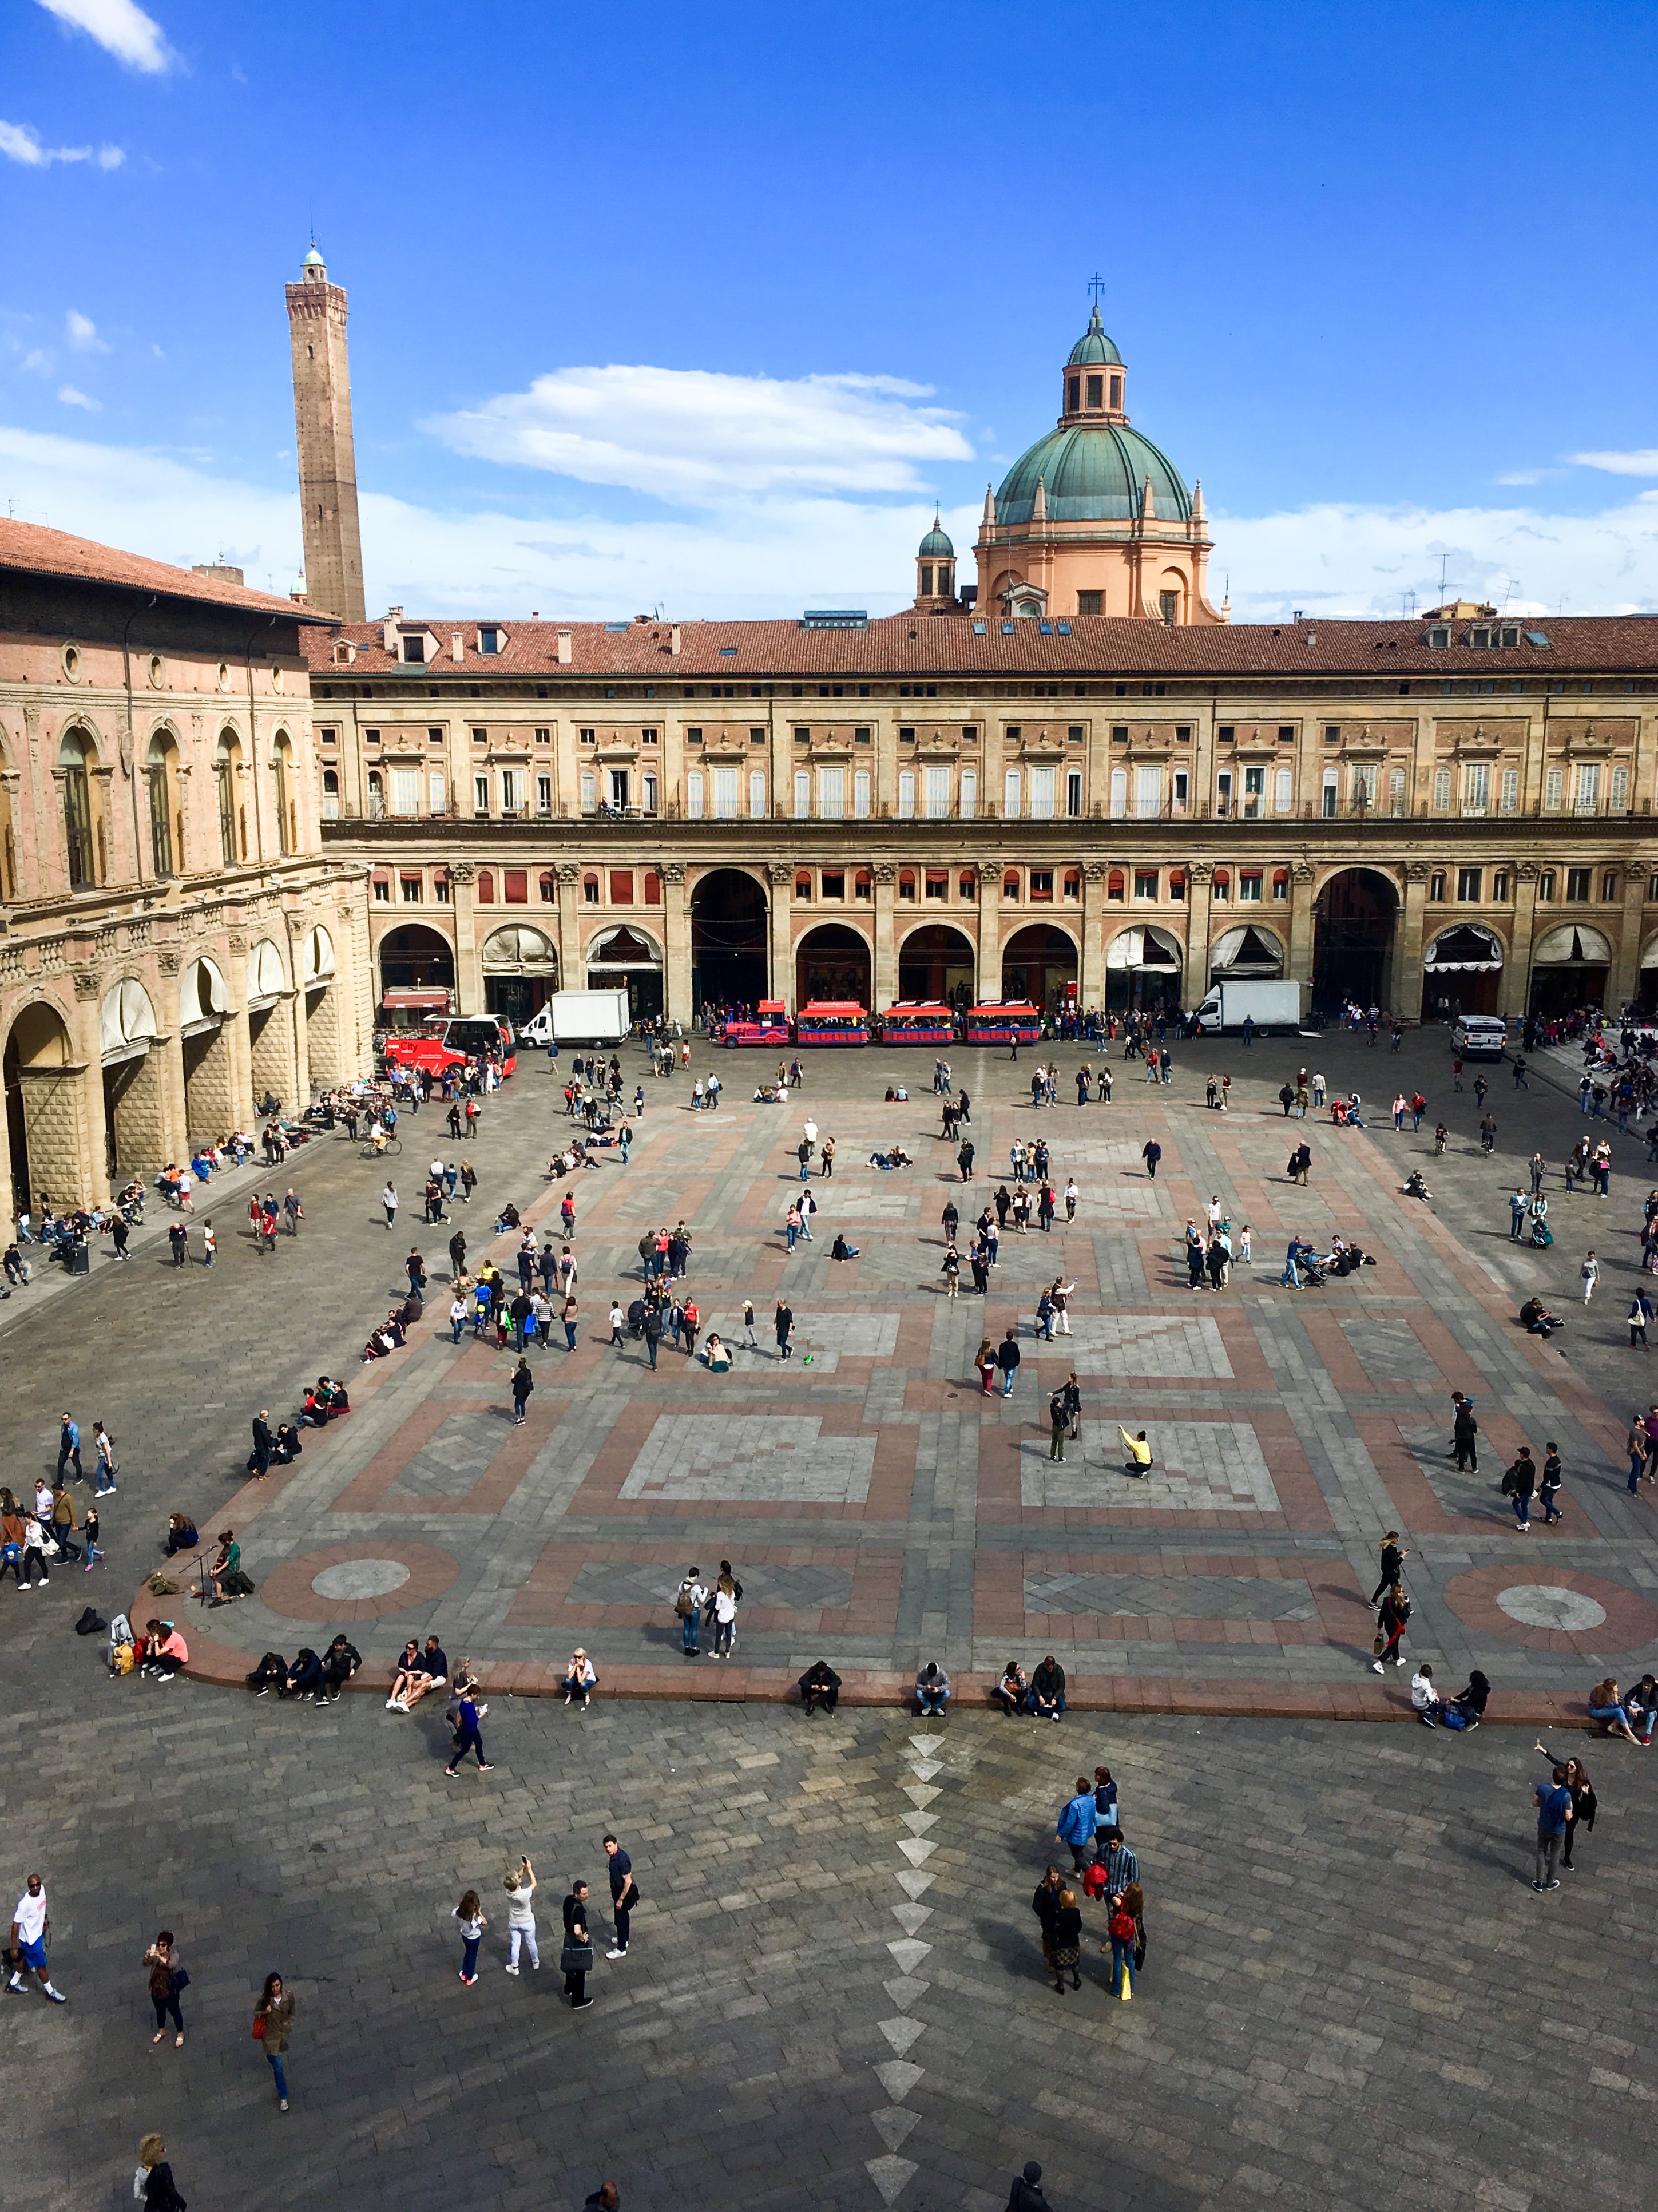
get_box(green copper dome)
[1066,304,1122,367]
[918,515,954,558]
[995,423,1191,526]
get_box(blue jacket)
[1056,1791,1098,1846]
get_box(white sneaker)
[504,1965,519,1976]
[1370,1660,1385,1673]
[606,1946,627,1960]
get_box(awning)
[1209,923,1284,976]
[1106,925,1182,971]
[1423,923,1505,973]
[1533,923,1612,965]
[382,988,450,1008]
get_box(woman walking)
[253,1971,296,2110]
[1371,1585,1411,1671]
[510,1357,534,1427]
[503,1859,539,1974]
[382,1181,398,1231]
[143,1929,187,2047]
[1105,1890,1138,2001]
[136,2134,187,2212]
[452,1889,487,1985]
[1047,1887,1082,1994]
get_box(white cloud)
[65,309,107,352]
[55,385,100,411]
[1569,448,1658,477]
[1217,496,1658,620]
[36,0,169,73]
[22,348,54,374]
[426,363,973,499]
[0,117,124,168]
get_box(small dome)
[995,423,1189,526]
[918,514,954,558]
[303,245,326,271]
[1066,304,1123,368]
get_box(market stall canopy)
[1209,923,1284,977]
[1106,924,1182,970]
[1532,923,1612,965]
[1423,923,1505,973]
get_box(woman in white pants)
[503,1858,539,1975]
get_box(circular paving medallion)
[1496,1583,1607,1632]
[312,1557,411,1602]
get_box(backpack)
[1500,1469,1517,1496]
[674,1584,697,1618]
[112,1642,136,1675]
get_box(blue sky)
[3,0,1658,619]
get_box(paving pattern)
[31,1024,1643,1722]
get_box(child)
[1105,1893,1138,2000]
[1238,1224,1252,1264]
[82,1503,103,1571]
[609,1301,625,1348]
[451,1889,487,1985]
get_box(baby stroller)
[1529,1218,1554,1248]
[626,1298,646,1339]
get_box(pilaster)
[1287,859,1316,986]
[976,854,1002,1001]
[450,863,481,1014]
[872,863,897,1008]
[1080,862,1107,1006]
[661,863,691,1026]
[1505,861,1541,1021]
[1611,861,1651,1012]
[766,863,794,1005]
[1183,861,1213,1009]
[1398,862,1430,1020]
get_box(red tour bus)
[795,1000,870,1046]
[879,1001,958,1045]
[717,1000,791,1048]
[963,1000,1043,1045]
[384,1013,518,1079]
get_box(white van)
[1451,1014,1507,1058]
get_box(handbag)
[251,2012,266,2039]
[1371,1632,1386,1657]
[171,1967,191,1993]
[560,1936,594,1973]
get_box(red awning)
[382,989,451,1008]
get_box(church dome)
[995,423,1191,526]
[918,515,954,558]
[1066,304,1122,367]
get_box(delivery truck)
[515,988,632,1046]
[1192,979,1308,1036]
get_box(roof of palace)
[299,611,1658,681]
[0,517,332,621]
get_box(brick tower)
[285,245,366,623]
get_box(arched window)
[215,731,240,862]
[1062,869,1081,902]
[794,870,813,902]
[1108,869,1125,902]
[959,870,977,900]
[538,870,556,904]
[898,869,917,902]
[477,869,495,903]
[58,728,96,889]
[582,872,600,905]
[145,731,178,878]
[366,770,383,822]
[854,869,872,901]
[643,870,663,905]
[1002,868,1020,902]
[272,732,294,855]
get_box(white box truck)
[1192,979,1308,1035]
[515,988,632,1046]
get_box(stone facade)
[0,521,374,1238]
[303,609,1658,1032]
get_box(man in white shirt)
[9,1874,66,2001]
[1410,1666,1441,1727]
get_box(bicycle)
[360,1135,402,1160]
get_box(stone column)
[767,862,794,1004]
[554,864,583,1008]
[977,854,1002,1000]
[449,863,481,1013]
[1397,862,1429,1022]
[223,934,256,1133]
[286,915,312,1103]
[1080,863,1107,1009]
[153,948,190,1160]
[1183,861,1213,1012]
[1611,861,1651,1012]
[1286,859,1317,990]
[70,968,110,1205]
[1503,861,1541,1021]
[872,863,897,1008]
[661,863,691,1025]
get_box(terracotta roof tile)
[300,609,1658,681]
[0,517,332,622]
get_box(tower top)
[302,245,327,283]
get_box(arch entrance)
[586,926,663,1025]
[795,924,871,1007]
[1530,923,1611,1020]
[100,979,162,1181]
[1003,923,1078,1010]
[378,925,455,1028]
[898,924,975,1008]
[5,1000,85,1217]
[179,956,234,1148]
[691,869,768,1015]
[1311,869,1399,1013]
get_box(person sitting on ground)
[321,1376,350,1417]
[163,1513,199,1558]
[1445,1668,1491,1730]
[282,1647,324,1702]
[495,1202,522,1234]
[994,1659,1030,1717]
[300,1386,329,1429]
[385,1641,425,1712]
[1589,1676,1641,1742]
[142,1619,189,1682]
[915,1660,950,1716]
[244,1651,285,1696]
[562,1648,598,1708]
[703,1333,732,1373]
[320,1635,362,1703]
[799,1659,841,1715]
[1030,1654,1066,1721]
[1410,1663,1441,1726]
[209,1529,250,1603]
[1520,1295,1564,1337]
[271,1422,303,1466]
[1118,1425,1153,1477]
[831,1232,860,1261]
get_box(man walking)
[603,1834,637,1960]
[1054,1777,1098,1872]
[7,1874,66,2002]
[996,1327,1021,1398]
[56,1414,82,1484]
[1533,1763,1571,1891]
[775,1298,794,1361]
[1451,1392,1478,1473]
[1141,1138,1161,1180]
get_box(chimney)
[669,624,682,655]
[451,632,464,663]
[382,606,403,653]
[557,629,573,665]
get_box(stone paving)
[0,1022,1635,1722]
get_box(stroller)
[1529,1218,1554,1248]
[626,1299,646,1339]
